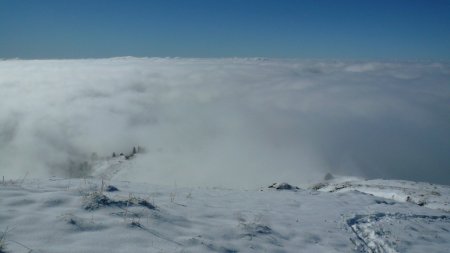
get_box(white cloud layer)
[1,58,449,187]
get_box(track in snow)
[347,213,450,253]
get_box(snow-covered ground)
[1,157,449,253]
[310,176,450,212]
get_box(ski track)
[347,213,450,253]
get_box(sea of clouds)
[0,58,449,187]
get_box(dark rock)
[106,185,119,192]
[269,182,300,191]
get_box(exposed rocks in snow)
[82,192,156,211]
[310,182,328,191]
[268,182,300,191]
[105,185,119,192]
[309,177,450,212]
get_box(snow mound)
[310,176,450,212]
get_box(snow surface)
[311,176,450,212]
[1,159,450,253]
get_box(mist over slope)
[0,58,449,186]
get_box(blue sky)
[0,0,449,59]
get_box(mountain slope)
[1,166,450,252]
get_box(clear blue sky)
[1,0,449,60]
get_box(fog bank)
[1,58,449,186]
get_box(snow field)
[1,177,450,253]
